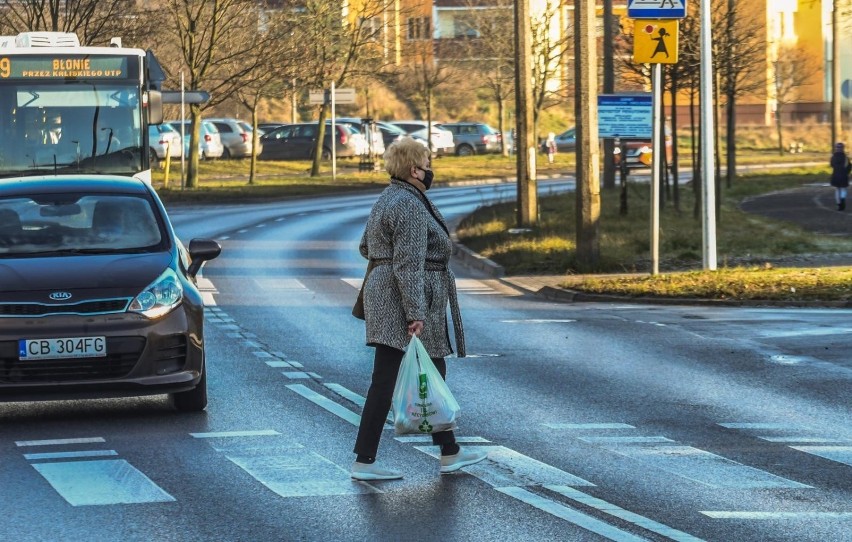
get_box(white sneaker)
[350,461,403,481]
[440,448,488,474]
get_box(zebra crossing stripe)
[24,450,118,461]
[16,437,105,447]
[287,384,361,426]
[32,460,175,506]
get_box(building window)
[407,17,431,40]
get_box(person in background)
[545,132,557,164]
[829,142,850,211]
[350,137,487,481]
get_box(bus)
[0,31,163,182]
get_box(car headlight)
[129,268,183,318]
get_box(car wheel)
[170,364,207,412]
[149,148,160,169]
[222,147,231,160]
[456,144,474,156]
[321,147,332,160]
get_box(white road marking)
[701,511,852,520]
[497,487,649,542]
[718,422,797,430]
[757,327,852,338]
[414,445,594,487]
[606,445,811,489]
[323,383,394,424]
[16,437,105,447]
[190,430,281,439]
[501,319,577,323]
[287,384,361,426]
[544,423,636,430]
[252,351,272,358]
[578,436,674,444]
[227,450,379,497]
[25,450,118,460]
[790,446,852,467]
[761,437,850,443]
[238,229,249,234]
[547,486,706,542]
[282,371,318,379]
[395,436,491,443]
[32,460,175,506]
[252,278,309,291]
[266,360,295,368]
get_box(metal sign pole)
[650,63,662,276]
[699,0,717,270]
[331,81,336,181]
[180,70,185,191]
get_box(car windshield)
[0,193,165,257]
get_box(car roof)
[0,175,152,197]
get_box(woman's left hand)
[408,320,424,336]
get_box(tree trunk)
[310,102,330,177]
[249,105,258,185]
[775,106,785,156]
[670,74,680,212]
[725,91,736,188]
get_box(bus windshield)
[0,81,143,178]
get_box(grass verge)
[455,168,852,301]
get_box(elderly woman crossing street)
[350,137,487,481]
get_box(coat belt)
[369,258,466,357]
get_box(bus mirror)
[148,90,163,125]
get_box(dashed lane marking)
[497,487,650,542]
[544,423,636,430]
[190,430,281,439]
[286,384,361,427]
[547,486,706,542]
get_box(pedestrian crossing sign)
[633,20,679,64]
[628,0,686,19]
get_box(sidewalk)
[452,183,852,306]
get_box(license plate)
[19,336,107,361]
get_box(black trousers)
[354,344,456,458]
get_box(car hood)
[0,252,172,293]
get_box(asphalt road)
[1,181,850,542]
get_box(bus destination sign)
[0,56,128,79]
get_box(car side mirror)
[187,238,221,277]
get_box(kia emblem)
[49,292,73,301]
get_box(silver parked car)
[206,118,261,159]
[389,120,455,155]
[166,120,225,160]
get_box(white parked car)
[148,124,181,168]
[166,120,225,160]
[389,120,455,155]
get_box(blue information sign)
[597,94,652,139]
[627,0,686,19]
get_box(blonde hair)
[384,137,431,179]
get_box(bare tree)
[530,1,572,134]
[714,0,765,187]
[230,9,302,185]
[0,0,153,46]
[772,44,820,155]
[454,0,515,155]
[161,0,273,188]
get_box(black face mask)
[417,167,434,190]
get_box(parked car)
[148,124,181,168]
[258,122,361,160]
[258,122,287,134]
[0,175,221,410]
[206,118,261,159]
[437,122,501,156]
[166,120,225,160]
[389,121,455,155]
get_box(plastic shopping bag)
[391,335,460,435]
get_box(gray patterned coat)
[360,179,465,358]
